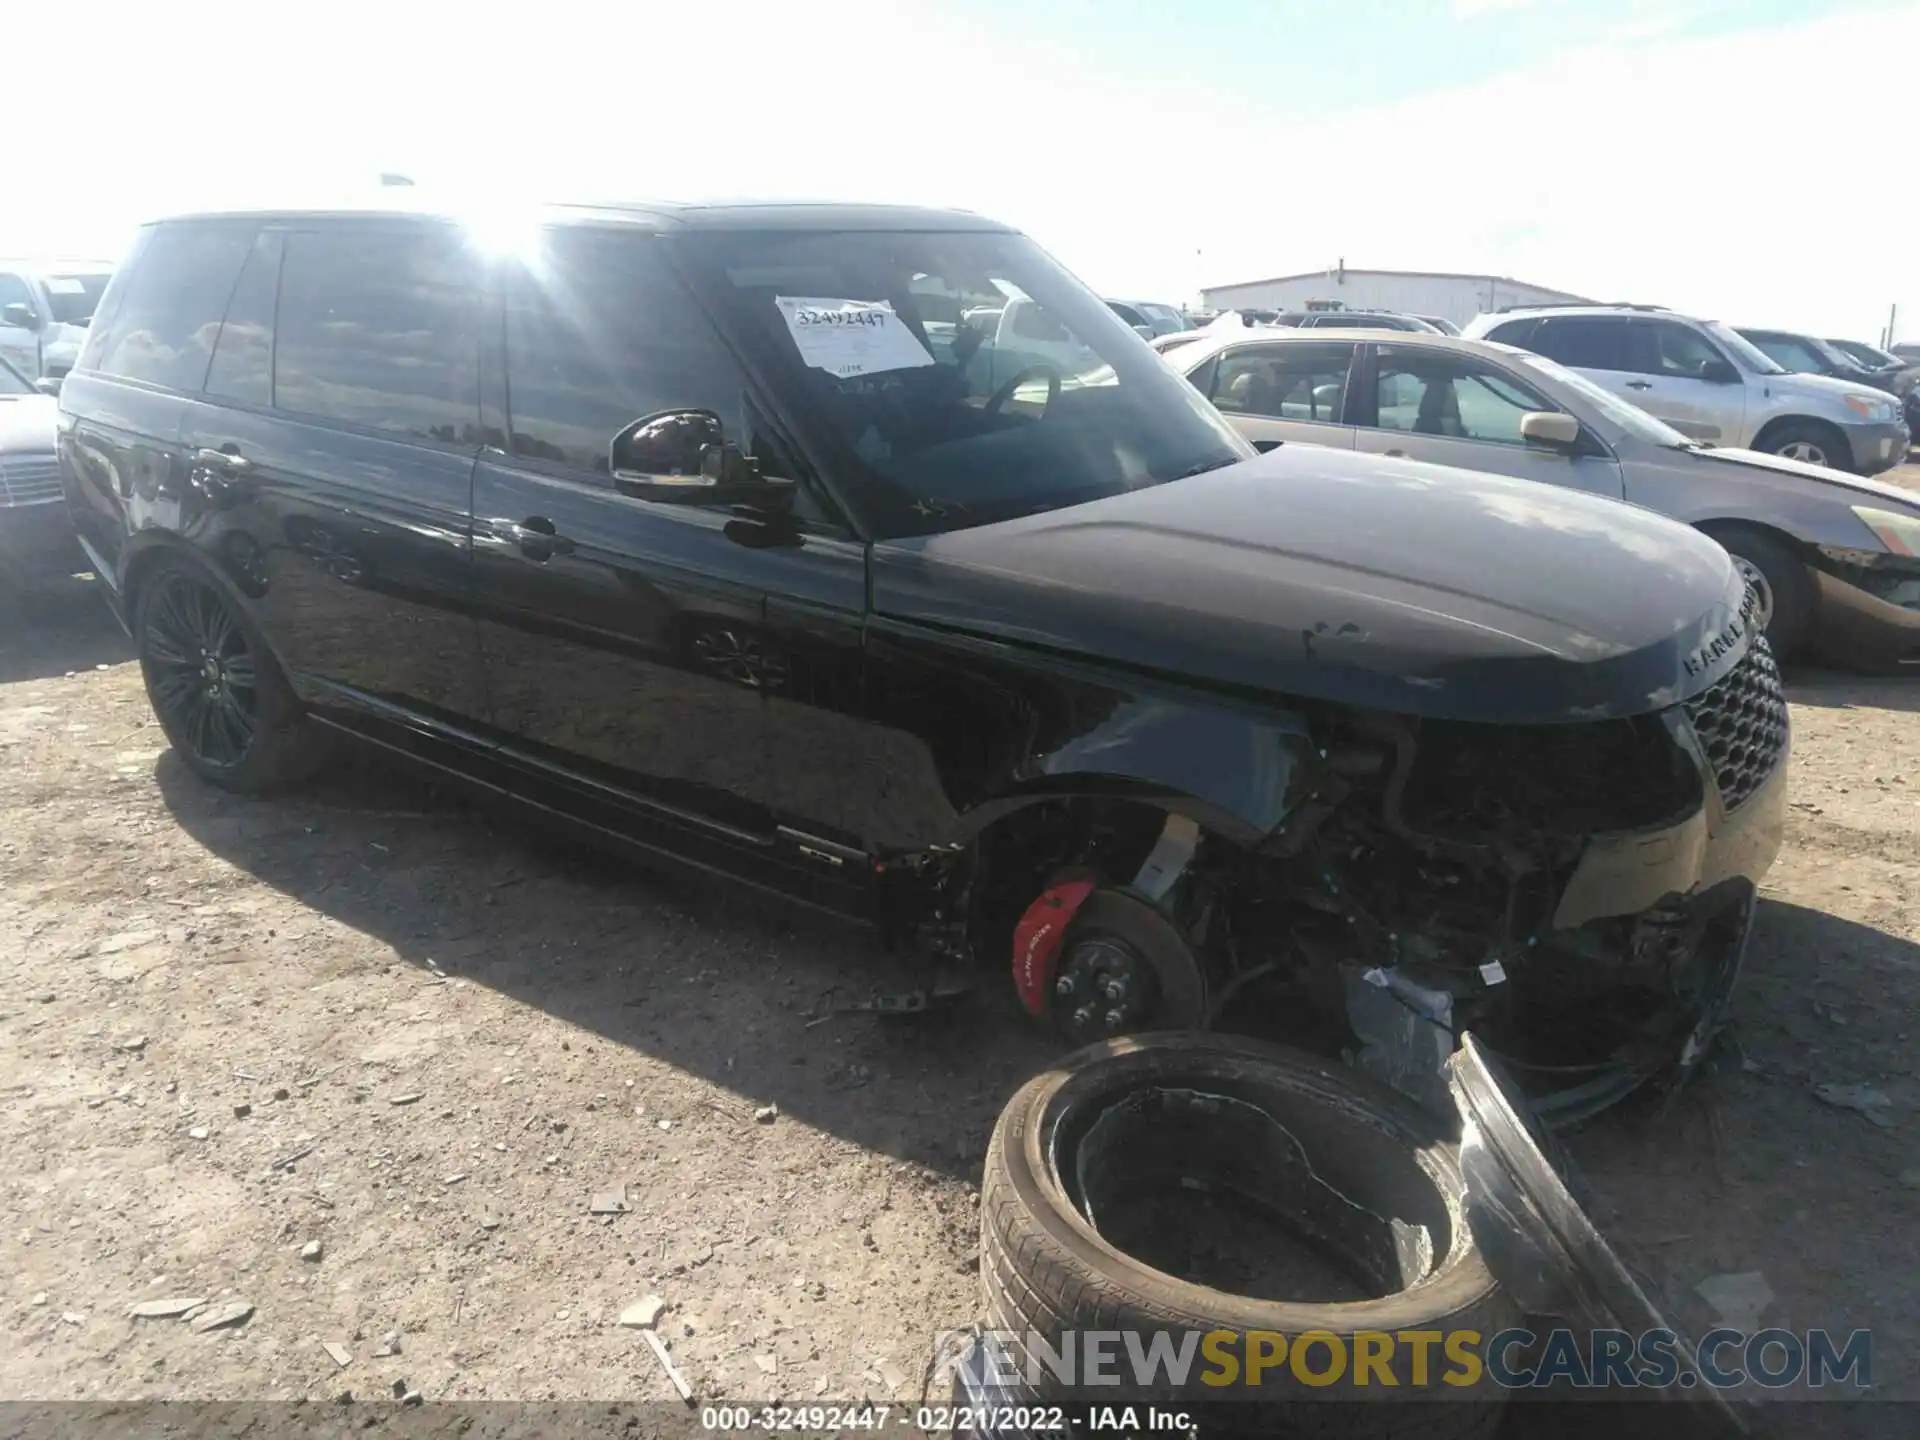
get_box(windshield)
[1807,336,1870,373]
[690,229,1249,539]
[1514,352,1695,448]
[40,272,111,325]
[1831,339,1897,368]
[1701,320,1785,375]
[0,355,32,395]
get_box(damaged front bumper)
[1808,556,1920,672]
[1345,642,1789,1128]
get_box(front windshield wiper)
[1172,454,1248,480]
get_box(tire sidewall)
[1765,420,1851,474]
[1714,529,1814,660]
[980,1034,1516,1413]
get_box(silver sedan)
[1162,328,1920,670]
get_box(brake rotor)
[1047,889,1210,1045]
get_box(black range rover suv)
[59,200,1788,1120]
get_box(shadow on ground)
[0,577,131,683]
[1554,897,1920,1411]
[153,748,1059,1183]
[1784,666,1920,714]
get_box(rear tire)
[134,554,324,793]
[978,1033,1515,1435]
[1713,528,1814,661]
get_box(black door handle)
[510,517,575,561]
[1625,380,1653,390]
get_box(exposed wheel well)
[1750,415,1852,469]
[1693,517,1809,559]
[964,796,1191,963]
[118,542,296,677]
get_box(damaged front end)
[1232,633,1788,1122]
[966,633,1790,1127]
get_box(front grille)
[1684,633,1788,812]
[0,454,62,507]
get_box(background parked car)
[0,355,80,590]
[1274,309,1443,333]
[0,258,116,381]
[1826,336,1915,380]
[1104,299,1191,337]
[1165,326,1920,668]
[1465,304,1909,475]
[1740,326,1920,451]
[1823,337,1919,442]
[1737,327,1901,393]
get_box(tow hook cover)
[1446,1031,1748,1432]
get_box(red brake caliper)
[1010,878,1097,1017]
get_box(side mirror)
[1699,358,1739,384]
[609,408,793,510]
[1519,411,1582,449]
[2,302,41,331]
[33,376,62,397]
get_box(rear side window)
[93,224,252,392]
[503,227,763,476]
[1481,316,1539,348]
[273,226,480,444]
[1529,316,1631,371]
[1210,342,1354,421]
[205,231,283,406]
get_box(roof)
[1202,267,1591,299]
[1468,304,1699,322]
[144,195,1014,235]
[1167,326,1531,366]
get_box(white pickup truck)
[958,297,1104,393]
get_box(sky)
[12,0,1917,342]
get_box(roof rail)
[1491,300,1668,315]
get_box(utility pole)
[1883,303,1898,350]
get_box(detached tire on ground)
[978,1033,1515,1437]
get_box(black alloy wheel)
[140,569,260,769]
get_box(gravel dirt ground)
[2,470,1917,1425]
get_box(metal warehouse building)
[1200,266,1592,329]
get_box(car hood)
[1765,368,1894,407]
[871,446,1752,725]
[1689,444,1920,512]
[0,395,58,454]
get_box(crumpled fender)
[1011,878,1097,1016]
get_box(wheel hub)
[1053,934,1159,1043]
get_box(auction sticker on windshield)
[775,296,934,379]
